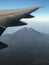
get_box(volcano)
[0,27,49,65]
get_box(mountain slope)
[0,27,49,65]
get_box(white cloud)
[21,16,49,22]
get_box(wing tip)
[37,6,44,8]
[31,6,44,8]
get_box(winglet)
[31,6,44,8]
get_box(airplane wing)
[0,6,43,49]
[0,6,43,27]
[0,6,43,36]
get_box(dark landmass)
[0,27,49,65]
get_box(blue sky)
[0,0,49,9]
[0,0,49,34]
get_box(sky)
[0,0,49,34]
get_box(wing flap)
[9,21,27,27]
[0,26,6,36]
[0,42,8,49]
[5,20,27,27]
[23,15,35,18]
